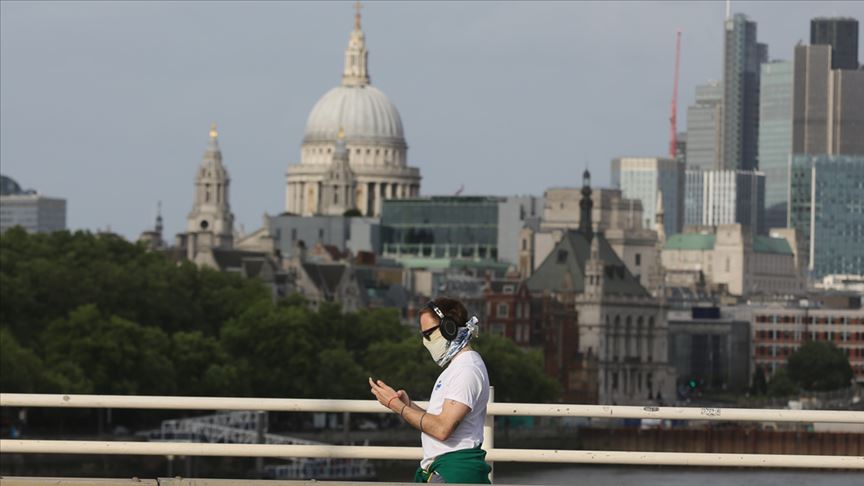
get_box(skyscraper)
[683,169,766,234]
[793,45,864,156]
[722,14,768,171]
[685,81,723,170]
[757,61,793,230]
[611,157,684,236]
[789,154,864,278]
[0,175,66,234]
[810,17,860,70]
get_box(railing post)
[255,411,266,478]
[483,385,494,483]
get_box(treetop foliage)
[1,229,559,403]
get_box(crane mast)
[669,30,682,159]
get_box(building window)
[498,303,509,318]
[635,253,641,266]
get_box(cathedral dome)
[302,84,405,146]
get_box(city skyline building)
[793,44,864,157]
[379,196,503,261]
[526,171,676,404]
[684,169,766,234]
[789,154,864,278]
[685,81,724,170]
[184,124,235,250]
[662,224,803,297]
[810,17,860,70]
[285,8,421,217]
[611,157,685,237]
[0,174,66,234]
[722,13,768,171]
[757,60,794,230]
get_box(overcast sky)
[1,1,862,239]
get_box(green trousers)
[414,445,492,484]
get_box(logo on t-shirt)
[434,381,443,390]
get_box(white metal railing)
[2,392,863,471]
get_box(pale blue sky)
[1,1,861,239]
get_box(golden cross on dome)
[338,126,345,139]
[353,0,363,30]
[209,122,218,139]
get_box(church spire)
[186,122,234,248]
[342,1,370,87]
[155,200,163,236]
[579,169,594,240]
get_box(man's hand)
[368,377,404,412]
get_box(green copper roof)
[664,234,716,250]
[753,236,793,255]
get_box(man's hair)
[422,297,468,326]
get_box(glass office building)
[683,169,766,234]
[757,61,793,230]
[723,14,768,171]
[790,155,864,278]
[611,157,685,236]
[380,196,502,259]
[685,81,723,170]
[811,17,859,70]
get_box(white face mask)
[422,329,449,364]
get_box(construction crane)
[669,30,682,159]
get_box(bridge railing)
[2,391,863,472]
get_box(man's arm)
[368,378,470,441]
[401,398,470,442]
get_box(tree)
[0,327,46,392]
[787,341,853,391]
[750,365,768,395]
[171,331,248,396]
[473,334,560,403]
[42,304,176,395]
[767,368,798,397]
[220,301,318,397]
[365,336,440,400]
[315,347,369,398]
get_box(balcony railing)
[2,391,863,475]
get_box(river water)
[492,464,860,486]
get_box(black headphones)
[426,301,460,341]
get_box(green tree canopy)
[767,368,798,397]
[473,334,560,403]
[1,229,563,404]
[43,304,176,394]
[786,341,853,391]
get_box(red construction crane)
[669,30,682,159]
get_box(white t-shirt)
[420,349,490,469]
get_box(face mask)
[422,316,480,367]
[422,330,449,365]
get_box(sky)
[1,1,862,240]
